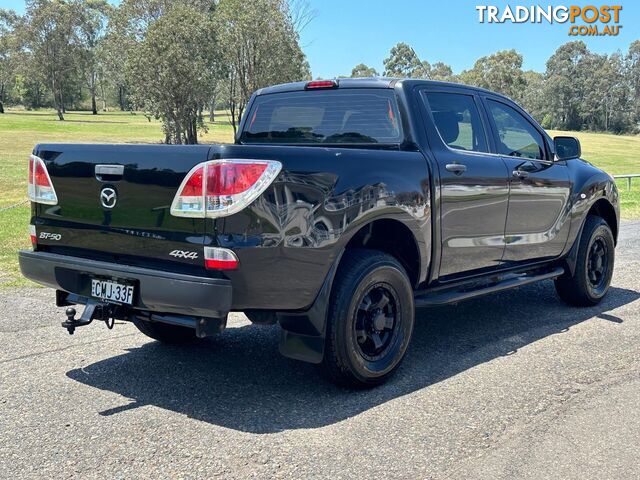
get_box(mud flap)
[276,253,342,364]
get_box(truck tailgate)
[33,143,212,271]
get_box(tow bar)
[61,299,122,335]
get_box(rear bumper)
[18,250,232,318]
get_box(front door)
[420,89,510,279]
[483,97,571,264]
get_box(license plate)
[91,279,134,305]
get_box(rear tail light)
[170,159,281,218]
[204,247,239,270]
[28,154,58,205]
[29,224,37,248]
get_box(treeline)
[0,0,311,143]
[351,41,640,134]
[1,2,638,140]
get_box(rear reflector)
[28,154,58,205]
[305,80,338,89]
[170,159,281,218]
[204,247,239,270]
[29,225,37,248]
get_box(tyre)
[133,317,199,344]
[322,249,415,388]
[555,215,615,306]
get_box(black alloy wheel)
[322,249,415,388]
[586,236,609,295]
[555,215,615,306]
[353,284,401,362]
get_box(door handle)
[445,163,467,175]
[95,164,124,181]
[512,170,529,179]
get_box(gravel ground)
[1,222,638,479]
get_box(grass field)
[0,109,639,286]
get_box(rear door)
[420,87,509,280]
[482,97,571,263]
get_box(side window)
[423,92,488,153]
[487,100,546,160]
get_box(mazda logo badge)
[100,187,117,209]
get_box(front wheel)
[555,215,615,306]
[322,250,415,388]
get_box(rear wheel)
[133,317,199,344]
[322,250,415,388]
[555,215,615,306]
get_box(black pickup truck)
[19,78,619,387]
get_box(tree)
[0,9,20,113]
[100,19,133,111]
[101,0,166,112]
[102,38,129,110]
[12,50,47,109]
[520,70,546,124]
[101,0,214,113]
[627,40,640,129]
[350,63,378,78]
[113,0,215,39]
[430,62,454,82]
[215,0,310,133]
[383,42,430,78]
[601,52,629,132]
[126,3,218,144]
[460,49,526,101]
[77,0,111,114]
[543,41,589,130]
[577,52,628,131]
[22,0,82,120]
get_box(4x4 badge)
[100,187,117,209]
[169,250,198,260]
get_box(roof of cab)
[255,77,512,102]
[255,77,396,95]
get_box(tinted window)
[240,90,402,145]
[487,100,546,160]
[424,92,488,153]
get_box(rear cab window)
[240,89,403,146]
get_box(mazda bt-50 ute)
[19,78,619,387]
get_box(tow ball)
[61,300,118,335]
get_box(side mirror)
[554,136,581,161]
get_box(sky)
[3,0,638,78]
